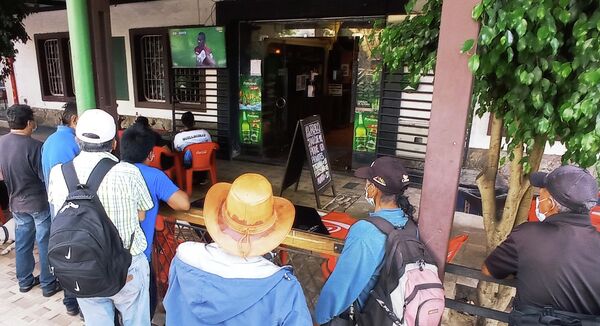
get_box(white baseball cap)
[76,109,116,144]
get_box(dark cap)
[355,156,410,194]
[530,165,598,212]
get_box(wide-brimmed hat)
[204,173,295,257]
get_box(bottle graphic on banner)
[355,112,367,151]
[366,126,377,152]
[241,111,251,143]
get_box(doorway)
[238,19,379,170]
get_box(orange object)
[148,146,184,188]
[183,142,219,196]
[152,215,183,298]
[446,234,469,263]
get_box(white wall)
[468,112,567,156]
[6,0,215,120]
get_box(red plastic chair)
[183,142,219,196]
[148,146,184,188]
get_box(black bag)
[354,217,444,326]
[510,305,600,326]
[48,159,133,298]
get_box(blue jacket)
[164,242,312,326]
[41,126,80,185]
[315,208,408,324]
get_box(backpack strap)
[404,283,444,306]
[61,161,80,193]
[365,216,397,235]
[86,158,117,193]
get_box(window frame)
[130,27,172,109]
[34,32,75,102]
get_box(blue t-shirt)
[135,163,180,260]
[42,126,80,186]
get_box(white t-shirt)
[173,129,212,151]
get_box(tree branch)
[514,136,547,226]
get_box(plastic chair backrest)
[148,146,174,170]
[185,142,218,170]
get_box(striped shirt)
[48,151,153,256]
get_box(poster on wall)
[169,27,227,68]
[239,76,262,145]
[353,109,378,153]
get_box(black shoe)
[19,276,40,293]
[42,281,62,297]
[66,305,80,316]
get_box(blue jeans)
[77,254,150,326]
[12,210,56,290]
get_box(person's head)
[355,157,415,217]
[181,111,195,130]
[134,115,150,129]
[204,173,295,258]
[76,109,116,153]
[530,165,599,220]
[197,32,206,47]
[120,125,156,164]
[61,102,78,128]
[7,104,36,134]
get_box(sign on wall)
[239,75,262,145]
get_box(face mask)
[365,184,375,207]
[31,121,37,132]
[535,197,547,222]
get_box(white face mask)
[535,197,547,222]
[365,184,375,207]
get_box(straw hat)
[204,173,295,257]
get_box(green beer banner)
[353,110,378,153]
[239,76,262,145]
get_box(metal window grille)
[141,35,166,102]
[44,39,64,97]
[173,68,205,104]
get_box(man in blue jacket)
[41,102,80,316]
[164,173,312,325]
[42,102,80,186]
[315,157,416,325]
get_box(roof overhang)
[24,0,156,12]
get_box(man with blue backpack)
[316,157,444,326]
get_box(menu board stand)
[280,115,336,208]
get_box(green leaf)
[461,39,475,53]
[516,19,528,37]
[596,114,600,136]
[561,107,574,121]
[550,38,560,54]
[543,103,553,117]
[536,6,545,20]
[480,26,495,45]
[472,2,484,20]
[537,25,550,41]
[560,63,573,78]
[558,10,571,24]
[531,89,544,109]
[468,54,480,72]
[532,66,542,82]
[507,47,514,62]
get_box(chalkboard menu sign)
[281,115,336,208]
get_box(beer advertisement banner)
[239,76,262,145]
[353,110,378,153]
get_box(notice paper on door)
[296,75,308,91]
[250,60,262,76]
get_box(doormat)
[342,182,360,190]
[322,193,360,212]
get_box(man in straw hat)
[483,165,600,323]
[164,173,312,325]
[316,156,417,325]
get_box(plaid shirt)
[48,151,153,256]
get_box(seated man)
[483,165,600,323]
[120,124,190,320]
[315,157,416,325]
[164,173,312,325]
[173,111,212,168]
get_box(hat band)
[221,202,278,235]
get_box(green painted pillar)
[66,0,96,114]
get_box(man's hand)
[481,263,492,277]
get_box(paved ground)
[0,124,490,325]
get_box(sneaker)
[19,275,40,293]
[42,281,62,297]
[66,305,80,316]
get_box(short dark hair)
[181,111,195,129]
[197,32,206,40]
[77,139,114,153]
[120,125,156,163]
[7,104,34,130]
[61,102,78,125]
[134,116,150,128]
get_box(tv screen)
[169,26,227,68]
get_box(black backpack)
[48,158,133,298]
[354,217,445,326]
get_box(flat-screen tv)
[169,26,227,68]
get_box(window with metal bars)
[141,35,166,102]
[35,33,75,101]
